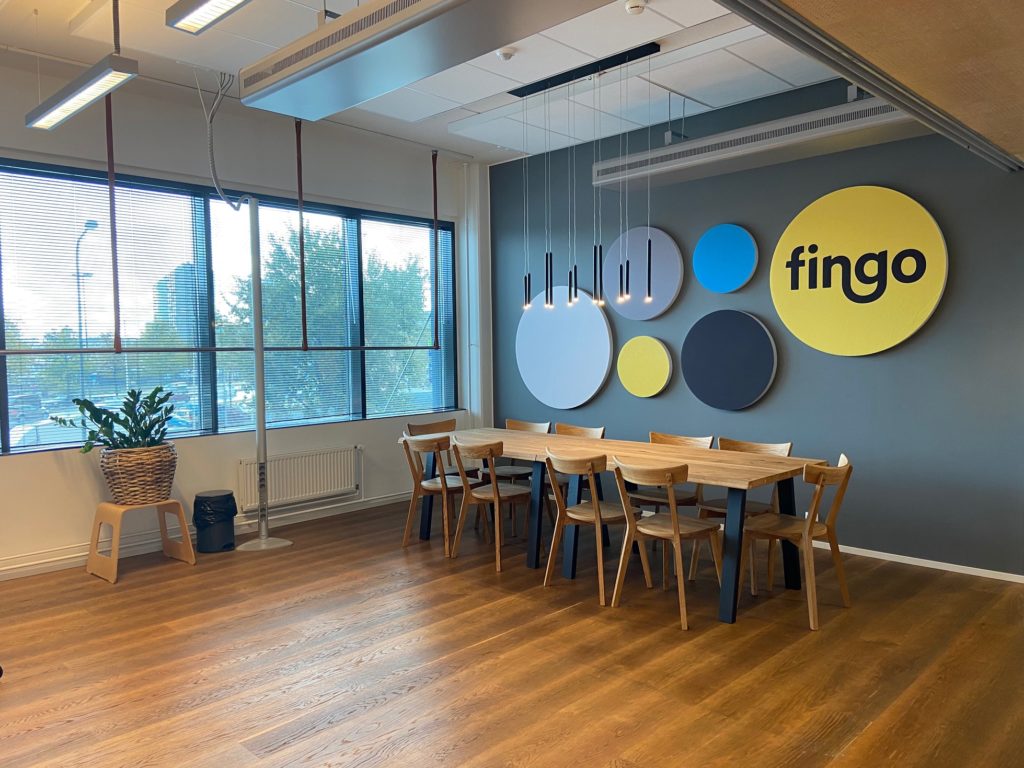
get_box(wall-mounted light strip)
[25,53,138,130]
[166,0,253,34]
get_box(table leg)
[777,477,802,590]
[718,487,747,623]
[526,461,545,569]
[418,452,437,541]
[562,474,583,579]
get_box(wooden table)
[408,427,824,623]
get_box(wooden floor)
[2,503,1022,768]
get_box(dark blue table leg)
[777,477,802,590]
[717,488,747,623]
[418,452,437,541]
[562,474,583,579]
[526,461,545,568]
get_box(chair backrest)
[406,418,457,437]
[718,436,793,456]
[506,418,551,433]
[555,423,605,439]
[402,433,453,493]
[804,454,853,531]
[613,458,689,538]
[650,432,714,450]
[452,438,503,494]
[545,450,608,523]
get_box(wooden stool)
[86,499,197,584]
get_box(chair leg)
[802,538,819,630]
[493,502,503,573]
[451,494,470,559]
[544,517,565,587]
[595,520,607,606]
[766,539,777,592]
[662,541,670,591]
[402,490,421,547]
[672,539,688,630]
[441,492,452,558]
[827,531,851,608]
[611,529,633,607]
[637,535,653,589]
[688,539,701,582]
[478,504,492,544]
[737,537,750,600]
[748,538,759,596]
[708,531,723,586]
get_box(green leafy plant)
[51,387,175,453]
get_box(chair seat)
[636,513,720,540]
[471,482,532,502]
[744,513,826,540]
[565,500,627,524]
[494,464,533,480]
[421,475,481,493]
[699,498,775,516]
[629,486,698,508]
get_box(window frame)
[0,156,459,454]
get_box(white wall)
[0,52,492,578]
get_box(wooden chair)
[740,455,853,630]
[543,451,627,606]
[611,459,723,630]
[401,434,481,557]
[550,422,606,489]
[691,437,793,581]
[492,419,551,535]
[629,432,713,513]
[450,439,531,572]
[406,418,462,477]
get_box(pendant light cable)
[645,55,653,304]
[522,95,531,310]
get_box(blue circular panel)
[681,310,777,410]
[693,223,757,293]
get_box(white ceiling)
[0,0,840,163]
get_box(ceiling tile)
[647,0,730,27]
[648,48,790,107]
[449,115,573,154]
[651,25,764,69]
[520,92,642,142]
[541,2,681,59]
[410,63,520,103]
[359,87,465,122]
[470,34,593,85]
[726,34,838,86]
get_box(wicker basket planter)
[99,443,177,505]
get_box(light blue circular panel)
[693,223,758,293]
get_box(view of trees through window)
[0,161,457,453]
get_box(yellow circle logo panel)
[617,336,672,398]
[770,186,947,356]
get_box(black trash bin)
[193,490,238,553]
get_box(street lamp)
[74,220,98,395]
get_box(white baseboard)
[0,492,409,582]
[812,540,1024,584]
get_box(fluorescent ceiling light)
[25,53,139,130]
[166,0,253,34]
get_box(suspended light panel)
[166,0,253,34]
[26,54,138,130]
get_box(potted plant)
[51,387,178,505]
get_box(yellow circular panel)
[617,336,672,398]
[770,185,947,356]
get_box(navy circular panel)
[681,310,778,410]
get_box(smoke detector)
[625,0,647,14]
[496,46,516,62]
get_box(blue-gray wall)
[489,128,1024,576]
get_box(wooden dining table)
[407,427,825,624]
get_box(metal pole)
[238,197,292,551]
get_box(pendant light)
[617,63,627,304]
[522,94,532,310]
[567,82,576,307]
[592,71,605,307]
[645,55,654,304]
[166,0,254,34]
[26,1,138,129]
[544,89,554,309]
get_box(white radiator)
[237,447,361,511]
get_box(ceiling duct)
[239,0,610,121]
[593,98,928,187]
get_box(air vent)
[593,98,928,186]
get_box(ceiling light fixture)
[496,46,516,62]
[625,0,647,15]
[166,0,253,34]
[26,54,138,130]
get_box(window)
[0,159,458,453]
